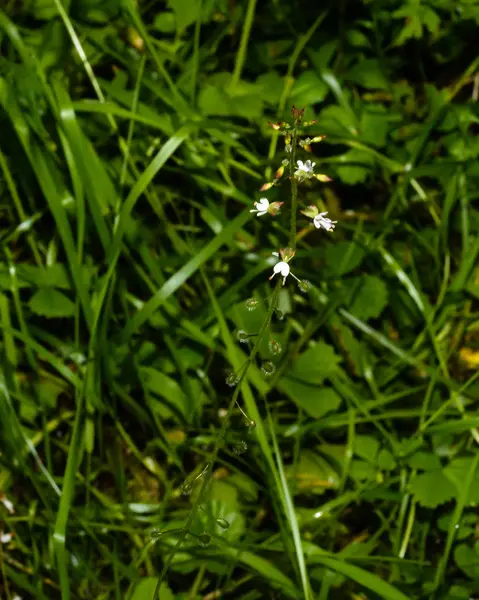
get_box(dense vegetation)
[1,1,479,599]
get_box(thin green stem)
[289,128,299,249]
[153,282,281,599]
[229,0,257,92]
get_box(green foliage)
[1,0,479,598]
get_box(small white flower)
[269,254,300,286]
[295,159,315,180]
[250,198,269,216]
[285,144,292,153]
[13,595,23,600]
[313,211,337,232]
[1,532,13,544]
[0,495,14,514]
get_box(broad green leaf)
[354,435,379,463]
[454,544,479,579]
[444,457,479,504]
[141,367,191,421]
[28,288,75,318]
[168,0,201,32]
[288,450,340,494]
[335,149,374,184]
[130,578,174,600]
[406,451,442,471]
[410,471,456,508]
[288,341,342,385]
[290,70,328,107]
[347,59,389,90]
[279,379,342,418]
[326,241,366,277]
[346,275,388,320]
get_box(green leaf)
[290,70,328,106]
[406,451,442,471]
[335,149,374,185]
[153,11,176,32]
[326,241,366,277]
[279,380,342,419]
[168,0,201,32]
[347,59,389,90]
[141,367,191,422]
[359,107,392,147]
[289,341,342,385]
[17,264,71,289]
[130,578,174,600]
[444,457,479,504]
[377,448,396,470]
[28,288,75,318]
[289,450,340,494]
[346,275,388,320]
[454,544,479,579]
[354,435,380,463]
[198,73,264,118]
[410,471,456,508]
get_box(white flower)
[1,532,13,544]
[13,595,22,600]
[0,495,14,514]
[269,254,300,286]
[285,144,292,153]
[250,198,269,216]
[313,211,337,232]
[295,159,315,180]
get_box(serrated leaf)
[410,471,456,508]
[406,451,442,471]
[346,275,389,320]
[28,288,75,318]
[335,149,374,185]
[290,70,328,107]
[454,544,479,579]
[326,242,366,277]
[130,579,174,600]
[348,59,389,90]
[168,0,201,32]
[288,450,340,494]
[355,435,380,463]
[377,448,396,470]
[289,341,342,385]
[444,457,479,504]
[279,380,342,419]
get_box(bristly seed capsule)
[298,279,312,293]
[268,339,282,355]
[261,361,276,376]
[225,371,240,387]
[233,440,248,455]
[245,298,259,311]
[237,329,249,344]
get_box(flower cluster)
[250,105,338,287]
